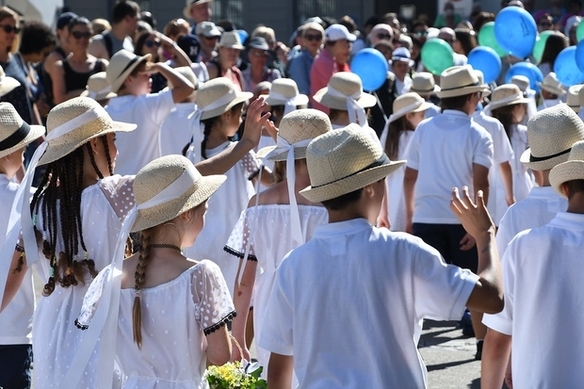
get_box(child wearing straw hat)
[479,139,584,388]
[260,125,503,388]
[105,49,195,175]
[80,71,117,106]
[537,72,566,111]
[481,104,582,389]
[408,71,442,118]
[0,103,44,389]
[225,109,330,371]
[379,92,431,231]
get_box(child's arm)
[206,326,232,366]
[481,329,512,389]
[146,62,195,104]
[268,353,294,389]
[498,161,515,206]
[231,258,257,362]
[377,183,390,229]
[1,245,28,312]
[403,167,418,234]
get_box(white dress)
[225,204,328,372]
[509,124,534,202]
[32,175,135,389]
[116,260,235,389]
[184,141,261,296]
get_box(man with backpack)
[89,0,139,59]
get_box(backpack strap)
[102,32,113,58]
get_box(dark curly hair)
[19,20,57,56]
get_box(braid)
[100,135,114,176]
[200,118,216,160]
[132,229,152,349]
[86,142,104,180]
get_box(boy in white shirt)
[536,72,566,111]
[481,104,584,389]
[260,125,503,389]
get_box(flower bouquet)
[205,360,267,389]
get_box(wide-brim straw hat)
[265,78,309,107]
[183,0,213,19]
[436,65,490,98]
[520,104,584,170]
[300,124,406,203]
[194,77,252,120]
[313,72,377,110]
[0,65,20,98]
[537,72,566,96]
[80,72,117,101]
[167,66,199,99]
[40,97,136,165]
[131,154,226,232]
[0,103,45,158]
[106,50,151,94]
[409,72,441,95]
[217,30,244,50]
[257,109,332,160]
[488,84,530,111]
[567,85,582,112]
[388,92,433,124]
[550,140,584,195]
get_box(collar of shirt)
[528,186,562,199]
[314,218,371,238]
[548,211,584,231]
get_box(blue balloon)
[494,7,537,59]
[351,48,389,91]
[467,47,502,84]
[554,46,584,86]
[576,40,584,73]
[237,29,248,45]
[505,62,543,92]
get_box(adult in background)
[183,0,213,34]
[439,27,467,66]
[287,22,324,96]
[251,25,287,78]
[196,21,221,63]
[207,31,245,90]
[538,31,568,78]
[242,37,281,93]
[435,1,463,28]
[390,47,414,96]
[89,0,140,59]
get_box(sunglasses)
[377,33,392,39]
[0,25,20,34]
[250,50,268,57]
[71,31,92,40]
[145,40,161,48]
[304,34,322,42]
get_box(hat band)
[327,85,367,126]
[411,86,434,93]
[0,121,30,151]
[46,106,102,142]
[87,85,113,100]
[268,90,297,115]
[311,153,390,189]
[530,147,572,162]
[440,80,480,92]
[117,56,141,81]
[137,168,197,211]
[388,100,424,123]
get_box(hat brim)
[409,85,441,95]
[258,145,308,161]
[436,85,490,98]
[80,89,118,101]
[549,160,584,196]
[0,125,45,158]
[0,76,21,98]
[391,58,415,68]
[489,97,531,111]
[200,91,253,120]
[131,174,226,232]
[313,87,377,110]
[38,120,137,166]
[520,147,571,171]
[265,94,309,107]
[299,160,406,203]
[388,101,433,124]
[538,83,566,96]
[109,54,151,94]
[183,0,214,19]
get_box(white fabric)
[159,103,198,158]
[31,175,134,389]
[325,86,367,126]
[472,111,514,225]
[0,174,33,345]
[266,91,300,116]
[508,124,534,202]
[259,218,479,389]
[116,260,234,389]
[579,108,584,122]
[482,212,584,388]
[394,76,412,96]
[224,204,328,375]
[405,110,493,224]
[379,129,415,231]
[425,103,441,118]
[184,141,261,296]
[537,98,564,111]
[453,52,468,66]
[106,90,174,175]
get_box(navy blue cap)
[57,12,78,30]
[177,34,201,63]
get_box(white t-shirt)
[159,102,198,158]
[482,212,584,388]
[425,103,441,118]
[106,90,175,175]
[405,110,493,224]
[394,74,413,96]
[508,124,534,202]
[260,218,479,389]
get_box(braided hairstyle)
[132,228,152,348]
[30,136,113,296]
[200,102,245,159]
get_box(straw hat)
[409,72,440,95]
[299,124,406,202]
[195,77,252,120]
[131,154,225,232]
[167,66,199,99]
[0,103,45,158]
[80,72,117,101]
[436,65,490,98]
[388,92,432,124]
[579,85,584,107]
[549,140,584,195]
[538,72,566,96]
[106,50,151,94]
[217,30,244,50]
[40,97,136,165]
[0,65,20,98]
[258,109,332,160]
[520,104,584,170]
[265,78,309,107]
[567,85,582,112]
[488,84,530,111]
[510,75,530,93]
[313,72,377,110]
[183,0,213,19]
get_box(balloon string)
[373,92,388,124]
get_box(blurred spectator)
[434,2,463,29]
[207,31,245,90]
[133,20,153,42]
[91,18,111,36]
[251,25,287,77]
[454,28,478,57]
[536,12,555,33]
[411,20,429,38]
[538,32,568,77]
[89,0,140,59]
[546,0,568,25]
[390,47,413,95]
[163,18,190,41]
[339,15,366,54]
[196,21,221,63]
[472,12,495,31]
[565,15,582,44]
[183,0,213,34]
[287,22,324,96]
[382,12,401,31]
[560,1,584,31]
[368,24,393,47]
[241,37,281,92]
[140,11,157,30]
[439,28,467,65]
[409,34,424,72]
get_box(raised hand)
[450,186,495,241]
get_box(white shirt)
[579,107,584,122]
[405,110,493,224]
[537,98,564,111]
[260,218,479,389]
[106,90,175,175]
[159,102,198,158]
[425,103,441,118]
[393,74,413,96]
[508,124,534,202]
[483,212,584,388]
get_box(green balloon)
[478,22,507,58]
[577,21,584,42]
[533,30,555,63]
[421,38,454,75]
